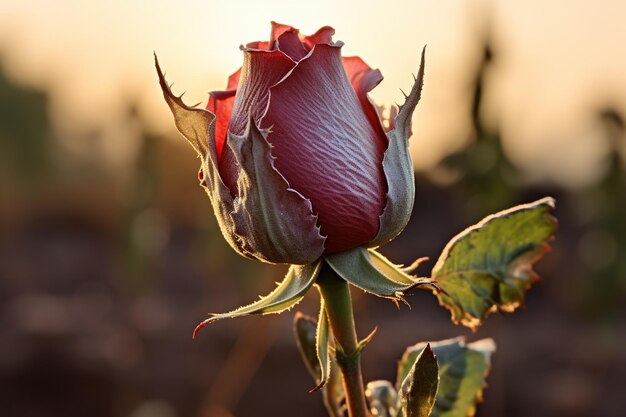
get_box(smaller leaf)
[399,344,439,417]
[293,311,345,417]
[355,326,378,354]
[431,197,557,329]
[325,247,431,301]
[194,261,321,337]
[311,298,331,392]
[293,312,321,382]
[323,361,347,417]
[365,380,398,417]
[397,338,495,417]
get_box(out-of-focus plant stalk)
[317,264,371,417]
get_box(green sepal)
[325,247,432,301]
[366,380,398,417]
[431,197,557,330]
[396,338,495,417]
[155,54,210,157]
[370,47,426,247]
[193,261,321,337]
[156,55,248,259]
[227,113,326,264]
[398,344,439,417]
[368,249,428,286]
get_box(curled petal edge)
[369,47,426,247]
[227,113,326,264]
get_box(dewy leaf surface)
[396,338,495,417]
[431,197,557,329]
[194,261,321,337]
[399,344,439,417]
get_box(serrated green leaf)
[431,197,557,329]
[366,380,398,417]
[194,261,321,337]
[399,344,439,417]
[325,247,430,300]
[397,338,495,417]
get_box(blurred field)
[1,1,626,417]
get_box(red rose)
[157,22,424,265]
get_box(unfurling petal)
[217,49,296,196]
[229,49,296,138]
[261,44,387,253]
[227,114,326,264]
[246,40,271,50]
[370,47,426,247]
[302,26,336,50]
[276,30,308,61]
[270,21,297,43]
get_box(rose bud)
[156,22,424,267]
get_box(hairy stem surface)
[317,263,370,417]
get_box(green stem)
[317,263,370,417]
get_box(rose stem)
[316,263,370,417]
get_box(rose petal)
[207,89,236,160]
[270,21,298,43]
[276,30,308,61]
[205,67,242,161]
[342,56,387,149]
[229,49,296,136]
[246,40,271,50]
[302,26,336,50]
[226,67,242,89]
[217,49,296,196]
[261,44,386,253]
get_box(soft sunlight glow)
[1,0,625,187]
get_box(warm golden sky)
[1,0,626,188]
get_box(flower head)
[157,22,424,266]
[157,21,428,338]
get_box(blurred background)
[1,0,625,416]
